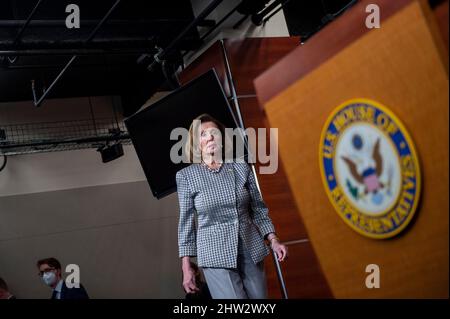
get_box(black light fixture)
[96,126,126,163]
[97,143,124,163]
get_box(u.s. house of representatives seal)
[319,98,421,239]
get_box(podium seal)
[319,98,421,239]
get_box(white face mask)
[42,271,57,286]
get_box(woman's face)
[199,121,222,156]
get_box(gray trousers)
[202,237,268,299]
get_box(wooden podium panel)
[262,1,448,298]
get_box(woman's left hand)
[271,240,288,262]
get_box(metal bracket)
[221,40,289,299]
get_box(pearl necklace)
[201,161,223,173]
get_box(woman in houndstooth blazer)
[176,114,288,299]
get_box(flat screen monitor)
[125,69,245,199]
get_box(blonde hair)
[185,113,229,163]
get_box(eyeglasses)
[38,267,55,277]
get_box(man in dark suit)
[37,257,89,299]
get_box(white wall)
[0,97,184,299]
[0,145,145,197]
[0,181,182,299]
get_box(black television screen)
[124,69,244,199]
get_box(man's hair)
[36,257,62,270]
[0,277,8,291]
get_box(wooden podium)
[255,0,448,298]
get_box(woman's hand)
[182,268,199,294]
[271,239,288,262]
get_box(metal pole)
[0,134,130,150]
[12,0,44,46]
[0,48,148,56]
[221,41,289,299]
[0,19,193,28]
[34,55,77,106]
[85,0,122,43]
[221,41,245,129]
[270,244,289,299]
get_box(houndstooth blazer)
[176,161,276,269]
